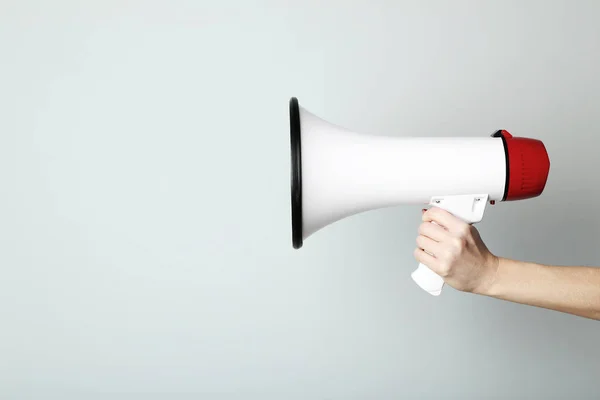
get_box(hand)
[414,207,500,294]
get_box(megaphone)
[289,97,550,296]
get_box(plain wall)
[1,0,599,399]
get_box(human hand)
[414,207,499,294]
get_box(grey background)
[1,0,599,399]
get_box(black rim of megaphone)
[290,97,303,249]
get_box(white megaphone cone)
[289,97,550,296]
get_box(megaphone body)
[289,97,550,296]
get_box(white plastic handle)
[411,262,445,296]
[411,194,489,296]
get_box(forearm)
[481,258,600,320]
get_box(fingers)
[418,220,449,242]
[416,234,441,256]
[413,247,439,270]
[422,207,468,235]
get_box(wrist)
[473,254,502,296]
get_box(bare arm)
[483,258,600,320]
[414,207,600,321]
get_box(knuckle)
[452,237,465,251]
[437,261,451,277]
[444,248,456,261]
[459,223,471,236]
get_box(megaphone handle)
[412,262,445,296]
[411,194,489,296]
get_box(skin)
[414,207,600,321]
